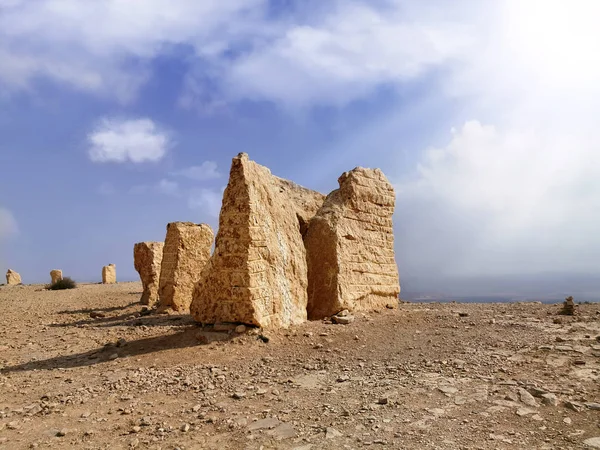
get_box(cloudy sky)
[1,0,599,294]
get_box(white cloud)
[156,179,179,196]
[396,121,600,277]
[129,179,180,196]
[0,207,18,239]
[173,161,221,181]
[188,188,224,218]
[223,2,472,107]
[0,0,267,101]
[88,118,170,163]
[96,182,116,195]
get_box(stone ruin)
[133,241,164,306]
[561,296,575,315]
[157,222,214,312]
[190,153,324,328]
[5,269,21,285]
[305,167,400,318]
[102,264,116,284]
[50,270,62,285]
[189,153,400,329]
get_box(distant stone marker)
[133,241,164,306]
[5,269,21,285]
[50,270,63,285]
[305,167,400,319]
[190,153,324,328]
[157,222,213,312]
[102,264,116,284]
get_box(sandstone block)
[133,241,164,306]
[157,222,214,312]
[6,269,21,285]
[305,167,400,318]
[102,264,116,284]
[50,270,63,284]
[190,153,325,328]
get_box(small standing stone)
[6,269,21,285]
[50,270,63,284]
[102,264,116,284]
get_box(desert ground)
[0,282,599,449]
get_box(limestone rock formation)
[190,153,325,328]
[305,167,400,319]
[133,241,164,306]
[157,222,214,312]
[102,264,116,284]
[6,269,21,285]
[50,270,63,285]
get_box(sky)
[1,0,600,296]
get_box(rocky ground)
[0,282,599,450]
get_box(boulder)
[102,264,116,284]
[190,153,324,328]
[305,167,400,318]
[157,222,214,312]
[133,241,164,306]
[50,270,63,284]
[6,269,21,285]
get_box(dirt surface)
[0,282,599,449]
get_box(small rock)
[258,334,270,343]
[516,408,536,416]
[248,417,280,431]
[541,393,559,407]
[583,437,600,449]
[585,402,600,411]
[232,392,246,400]
[180,423,190,432]
[325,427,343,439]
[116,338,127,347]
[108,353,119,360]
[235,325,246,333]
[90,311,106,319]
[518,388,538,407]
[56,429,67,437]
[213,323,235,332]
[377,398,388,405]
[565,400,585,412]
[438,386,458,395]
[269,422,296,440]
[331,314,354,325]
[131,426,141,433]
[563,417,572,425]
[458,312,469,317]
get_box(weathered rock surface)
[5,269,21,285]
[305,167,400,319]
[158,222,213,312]
[102,264,116,284]
[50,270,62,284]
[191,153,324,328]
[133,242,164,306]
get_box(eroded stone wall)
[6,269,21,285]
[102,264,116,284]
[157,222,213,312]
[190,153,324,328]
[305,167,400,318]
[50,270,62,284]
[133,241,164,306]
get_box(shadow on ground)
[56,301,141,316]
[50,309,195,328]
[0,326,237,374]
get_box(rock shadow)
[0,326,234,373]
[48,312,196,328]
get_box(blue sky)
[1,0,600,293]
